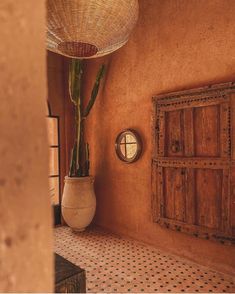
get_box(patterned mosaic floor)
[54,226,235,293]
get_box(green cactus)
[68,59,105,177]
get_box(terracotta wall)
[0,0,53,292]
[82,0,235,275]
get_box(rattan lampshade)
[47,0,139,59]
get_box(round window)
[115,129,142,163]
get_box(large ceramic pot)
[62,176,96,232]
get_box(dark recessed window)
[47,116,60,205]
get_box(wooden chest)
[55,253,86,293]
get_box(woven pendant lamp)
[47,0,139,59]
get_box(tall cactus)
[68,59,105,177]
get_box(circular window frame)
[115,129,142,163]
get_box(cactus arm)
[83,64,105,118]
[75,89,81,173]
[73,60,83,175]
[68,61,74,105]
[69,144,76,177]
[69,60,78,106]
[84,143,90,176]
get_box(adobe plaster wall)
[0,0,53,292]
[83,0,235,275]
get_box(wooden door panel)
[195,169,222,230]
[163,167,175,220]
[155,163,232,242]
[159,165,225,230]
[230,93,235,235]
[185,168,196,224]
[184,109,194,157]
[165,110,184,157]
[231,168,235,235]
[194,105,220,157]
[163,167,186,221]
[153,83,235,244]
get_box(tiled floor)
[54,226,235,293]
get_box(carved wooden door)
[152,83,235,244]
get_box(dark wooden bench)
[55,253,86,293]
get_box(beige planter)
[62,176,96,232]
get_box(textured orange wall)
[0,0,53,291]
[83,0,235,275]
